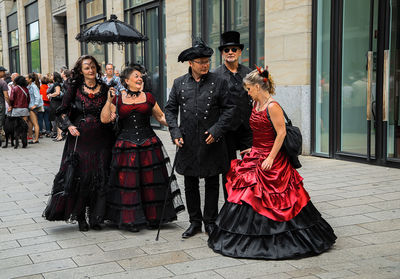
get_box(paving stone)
[141,238,206,255]
[118,251,192,270]
[0,202,19,210]
[1,259,76,279]
[376,192,400,201]
[57,232,126,248]
[252,273,292,279]
[18,231,84,246]
[0,228,10,235]
[43,262,124,279]
[73,247,145,266]
[165,256,242,275]
[0,230,46,243]
[359,219,400,232]
[97,233,165,252]
[321,204,381,217]
[0,242,60,260]
[333,236,368,249]
[365,209,400,221]
[325,214,377,227]
[346,242,400,259]
[215,261,297,278]
[0,218,36,229]
[184,246,219,259]
[9,222,69,234]
[317,270,358,279]
[0,240,20,251]
[333,225,372,237]
[351,230,400,244]
[285,267,326,277]
[0,255,32,270]
[0,209,26,218]
[168,270,225,279]
[30,245,102,263]
[91,266,174,279]
[370,199,400,210]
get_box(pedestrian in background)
[39,76,52,136]
[212,31,252,200]
[26,72,43,144]
[0,66,11,135]
[47,72,64,141]
[165,39,235,238]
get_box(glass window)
[207,0,223,68]
[125,0,154,9]
[193,0,202,38]
[86,0,104,19]
[10,30,19,47]
[28,21,40,41]
[228,0,249,66]
[314,0,331,154]
[25,2,39,24]
[28,40,40,73]
[85,19,106,68]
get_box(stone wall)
[165,0,192,90]
[265,0,312,154]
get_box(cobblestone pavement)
[0,130,400,279]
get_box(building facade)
[0,0,399,168]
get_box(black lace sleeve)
[56,82,76,131]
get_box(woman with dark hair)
[101,65,184,232]
[8,76,30,120]
[39,76,52,136]
[47,72,64,141]
[208,68,336,259]
[43,55,114,231]
[26,73,43,144]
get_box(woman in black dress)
[101,65,184,232]
[43,55,114,231]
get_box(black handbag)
[267,103,302,169]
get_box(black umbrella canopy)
[76,14,148,44]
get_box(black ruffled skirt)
[208,201,336,259]
[106,136,184,229]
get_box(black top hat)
[218,31,244,51]
[178,38,214,62]
[0,66,7,72]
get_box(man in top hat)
[0,66,11,136]
[212,31,252,200]
[165,39,235,238]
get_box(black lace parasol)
[75,14,148,45]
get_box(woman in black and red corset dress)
[101,65,184,232]
[208,68,336,259]
[43,55,114,231]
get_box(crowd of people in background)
[0,65,122,147]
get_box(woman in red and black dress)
[43,55,114,231]
[208,68,336,259]
[101,65,184,232]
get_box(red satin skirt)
[226,146,310,222]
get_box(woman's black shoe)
[182,223,202,238]
[78,220,89,231]
[127,225,140,232]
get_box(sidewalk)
[0,130,399,279]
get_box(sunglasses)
[223,47,238,53]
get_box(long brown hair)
[70,55,103,90]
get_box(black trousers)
[184,175,219,225]
[222,124,253,200]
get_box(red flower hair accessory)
[255,65,269,83]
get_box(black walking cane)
[155,145,179,241]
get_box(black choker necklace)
[127,89,140,97]
[84,81,98,90]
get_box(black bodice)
[118,110,156,144]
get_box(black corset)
[118,111,156,144]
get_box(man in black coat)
[165,39,235,238]
[212,31,253,200]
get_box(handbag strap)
[17,85,28,98]
[265,101,292,126]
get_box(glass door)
[386,0,400,161]
[339,0,378,158]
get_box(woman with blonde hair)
[208,67,336,259]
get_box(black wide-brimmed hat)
[0,66,7,72]
[178,38,214,62]
[218,31,244,51]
